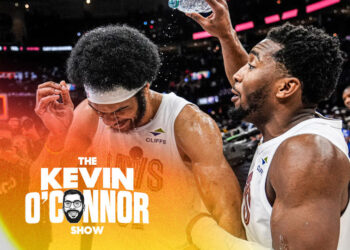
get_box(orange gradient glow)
[0,94,8,120]
[0,127,214,250]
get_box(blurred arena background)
[0,0,349,188]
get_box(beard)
[230,84,270,124]
[134,88,147,126]
[111,88,147,133]
[64,209,83,223]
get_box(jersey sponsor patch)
[150,128,166,136]
[262,157,268,165]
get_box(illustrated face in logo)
[63,190,85,223]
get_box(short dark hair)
[267,23,344,106]
[63,189,84,204]
[66,25,161,92]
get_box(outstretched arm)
[186,0,248,84]
[175,105,245,238]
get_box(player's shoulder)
[174,104,223,154]
[69,98,99,139]
[74,98,91,112]
[271,134,349,185]
[175,104,219,134]
[174,104,225,158]
[74,99,98,120]
[278,133,346,163]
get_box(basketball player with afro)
[33,24,244,249]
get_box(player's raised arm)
[174,105,245,238]
[33,80,74,165]
[269,134,350,250]
[31,81,98,190]
[186,0,248,85]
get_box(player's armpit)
[175,105,245,238]
[269,134,350,250]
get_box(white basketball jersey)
[242,117,350,249]
[89,93,208,249]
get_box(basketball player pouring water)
[33,25,244,249]
[186,0,350,249]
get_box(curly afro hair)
[267,23,344,106]
[66,25,161,92]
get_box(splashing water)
[168,0,212,13]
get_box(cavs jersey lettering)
[89,93,208,249]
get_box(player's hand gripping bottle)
[168,0,212,13]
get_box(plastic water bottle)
[168,0,212,13]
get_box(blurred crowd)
[0,115,52,249]
[0,0,349,176]
[1,69,349,171]
[0,115,45,167]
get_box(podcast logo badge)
[25,157,150,235]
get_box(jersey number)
[243,172,253,225]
